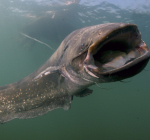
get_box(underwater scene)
[0,0,150,140]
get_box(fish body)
[0,23,150,123]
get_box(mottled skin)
[0,23,150,123]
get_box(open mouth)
[83,25,150,79]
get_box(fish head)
[70,23,150,83]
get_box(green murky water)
[0,0,150,140]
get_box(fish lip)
[83,24,150,79]
[84,50,150,79]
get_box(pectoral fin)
[75,88,93,97]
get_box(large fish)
[0,23,150,123]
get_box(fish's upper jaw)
[83,24,150,82]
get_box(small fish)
[0,23,150,123]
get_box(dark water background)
[0,0,150,140]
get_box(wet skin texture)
[0,23,150,123]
